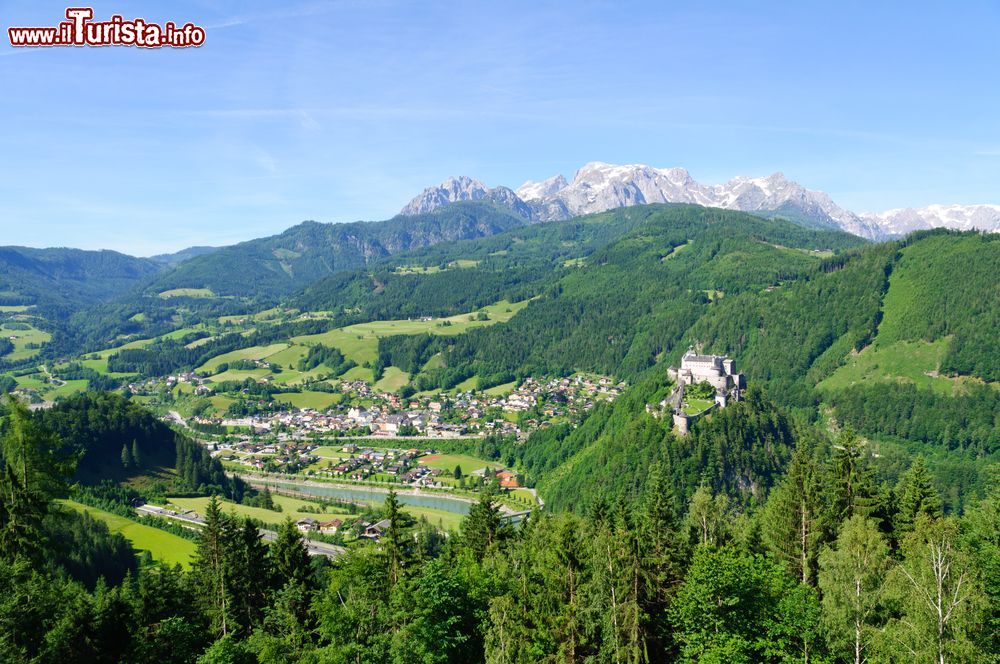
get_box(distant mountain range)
[0,246,162,311]
[401,162,1000,240]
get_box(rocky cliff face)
[401,176,532,219]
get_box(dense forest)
[28,393,245,498]
[1,393,998,663]
[148,202,532,299]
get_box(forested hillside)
[370,205,863,388]
[31,392,244,498]
[0,246,162,311]
[148,202,532,299]
[2,395,999,663]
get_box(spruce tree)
[382,489,412,585]
[825,430,880,528]
[193,495,234,637]
[131,439,142,469]
[462,488,507,562]
[0,398,75,562]
[894,455,943,534]
[227,517,270,635]
[271,518,312,589]
[121,444,132,470]
[763,448,824,585]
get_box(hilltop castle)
[664,351,746,434]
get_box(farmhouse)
[296,517,318,533]
[319,519,343,535]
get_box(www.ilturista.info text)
[8,8,205,48]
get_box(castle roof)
[682,353,719,363]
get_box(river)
[248,477,475,516]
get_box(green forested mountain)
[147,245,220,268]
[19,202,533,359]
[0,246,162,311]
[147,202,532,299]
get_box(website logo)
[8,7,206,48]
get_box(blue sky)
[2,0,999,254]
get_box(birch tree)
[818,515,890,664]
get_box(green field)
[181,299,530,394]
[198,342,290,373]
[401,504,463,531]
[1,322,51,361]
[0,305,31,312]
[374,366,410,392]
[159,288,215,298]
[45,379,90,399]
[265,344,311,369]
[165,494,352,528]
[273,391,342,411]
[394,265,443,275]
[420,453,493,476]
[209,368,271,382]
[817,338,992,395]
[662,240,692,261]
[292,299,528,365]
[61,500,196,568]
[208,395,237,414]
[510,488,536,504]
[483,381,517,396]
[453,375,479,392]
[13,372,49,390]
[341,365,375,381]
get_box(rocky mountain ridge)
[401,162,1000,239]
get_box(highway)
[137,503,346,558]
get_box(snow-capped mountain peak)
[861,204,1000,236]
[401,163,1000,240]
[516,174,568,202]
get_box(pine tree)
[825,430,880,527]
[383,489,411,586]
[462,489,507,562]
[121,444,132,470]
[193,495,233,637]
[895,455,943,534]
[271,518,312,589]
[131,439,142,469]
[762,448,824,585]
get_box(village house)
[363,518,392,540]
[296,517,318,533]
[319,519,343,535]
